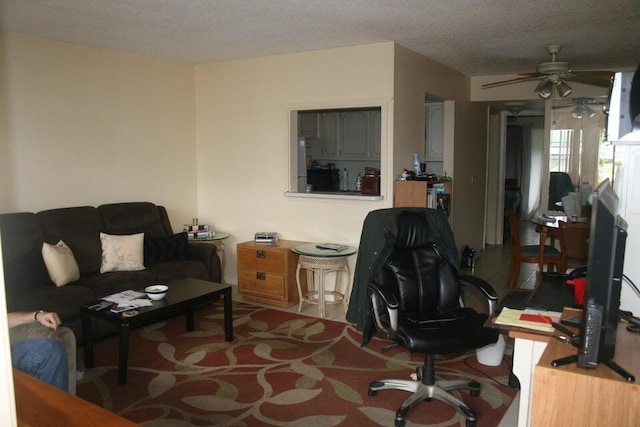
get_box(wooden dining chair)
[558,220,590,273]
[505,210,563,289]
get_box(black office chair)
[548,172,574,210]
[365,210,499,427]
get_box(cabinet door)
[320,112,340,158]
[341,111,369,158]
[426,103,444,160]
[370,110,381,159]
[298,112,318,137]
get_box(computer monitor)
[578,179,628,368]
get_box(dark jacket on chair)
[346,208,458,344]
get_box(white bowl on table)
[145,284,168,300]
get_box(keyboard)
[498,289,533,311]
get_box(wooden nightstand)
[237,240,306,307]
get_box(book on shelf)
[494,307,562,333]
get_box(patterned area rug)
[77,301,516,426]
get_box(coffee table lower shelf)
[81,278,233,385]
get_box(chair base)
[368,375,480,427]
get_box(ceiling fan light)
[572,106,584,119]
[556,81,573,98]
[583,105,596,118]
[538,81,553,99]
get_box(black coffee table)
[81,277,233,385]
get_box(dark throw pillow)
[144,232,189,266]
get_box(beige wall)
[0,34,198,226]
[393,45,486,250]
[195,43,395,283]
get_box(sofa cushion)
[146,260,209,283]
[6,283,95,322]
[38,206,105,275]
[3,247,52,298]
[76,270,158,297]
[99,202,168,237]
[42,240,80,287]
[144,232,189,266]
[100,233,145,273]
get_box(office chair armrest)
[368,281,399,338]
[368,281,399,309]
[459,274,499,314]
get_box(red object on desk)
[566,277,586,304]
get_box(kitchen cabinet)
[425,102,444,161]
[237,240,306,307]
[341,110,369,158]
[298,112,319,138]
[320,112,340,158]
[319,109,380,160]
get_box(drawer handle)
[256,250,266,258]
[256,272,266,280]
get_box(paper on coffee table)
[102,290,146,307]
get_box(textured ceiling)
[1,0,639,76]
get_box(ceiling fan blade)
[567,74,613,88]
[552,104,574,110]
[482,74,543,89]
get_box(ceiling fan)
[551,97,608,119]
[482,45,614,99]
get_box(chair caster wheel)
[469,380,481,396]
[394,418,406,427]
[368,389,378,396]
[466,419,476,427]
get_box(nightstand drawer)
[238,247,285,274]
[238,269,284,298]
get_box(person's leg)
[11,339,69,391]
[10,323,77,394]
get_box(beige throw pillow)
[100,232,145,273]
[42,240,80,287]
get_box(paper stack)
[494,307,562,333]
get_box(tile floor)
[231,219,543,426]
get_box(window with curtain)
[549,129,578,174]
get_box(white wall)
[195,43,395,283]
[0,34,198,227]
[393,45,486,250]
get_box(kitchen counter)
[284,191,383,201]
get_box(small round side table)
[190,231,230,283]
[292,243,357,318]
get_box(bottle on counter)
[355,173,362,192]
[341,168,349,191]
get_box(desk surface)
[531,308,640,426]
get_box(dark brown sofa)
[1,202,221,341]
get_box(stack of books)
[184,224,212,239]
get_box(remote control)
[560,316,582,328]
[578,298,603,368]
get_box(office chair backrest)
[378,211,460,314]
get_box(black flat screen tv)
[578,179,628,367]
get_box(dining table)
[530,214,591,272]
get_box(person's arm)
[8,311,61,330]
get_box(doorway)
[485,105,544,245]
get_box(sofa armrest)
[188,242,222,283]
